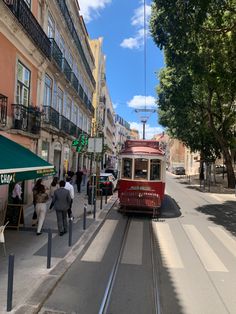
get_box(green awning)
[0,135,55,185]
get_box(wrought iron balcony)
[3,0,51,59]
[49,38,62,71]
[56,0,95,87]
[0,94,7,126]
[42,105,60,129]
[12,104,41,134]
[62,58,72,82]
[71,72,79,93]
[69,121,77,138]
[88,101,94,116]
[79,85,85,101]
[99,96,106,105]
[60,115,70,134]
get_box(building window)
[47,12,55,38]
[16,61,30,106]
[56,87,63,113]
[59,34,65,56]
[72,104,77,125]
[42,141,49,161]
[44,74,53,107]
[79,111,83,129]
[65,96,72,119]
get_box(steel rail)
[150,220,162,314]
[98,217,130,314]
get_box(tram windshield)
[134,158,148,180]
[150,159,161,180]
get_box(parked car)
[87,173,117,197]
[174,167,185,175]
[104,168,118,179]
[215,165,227,174]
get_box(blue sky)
[79,0,165,139]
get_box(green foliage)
[150,0,236,186]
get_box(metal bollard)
[105,189,108,204]
[93,197,96,219]
[100,189,103,210]
[7,254,14,312]
[47,229,52,269]
[68,219,72,247]
[83,204,87,230]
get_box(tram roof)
[120,146,165,156]
[119,140,165,157]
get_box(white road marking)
[81,220,118,262]
[121,221,143,265]
[152,222,184,269]
[183,224,228,272]
[209,226,236,258]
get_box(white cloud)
[78,0,111,23]
[129,122,163,140]
[127,95,156,108]
[120,4,151,50]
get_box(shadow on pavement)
[195,200,236,236]
[159,194,182,219]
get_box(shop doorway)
[54,150,61,178]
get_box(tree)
[150,0,236,188]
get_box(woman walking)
[35,184,49,235]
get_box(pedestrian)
[50,180,71,236]
[49,177,59,198]
[75,168,83,193]
[82,166,87,186]
[65,176,74,219]
[34,184,49,235]
[32,179,43,226]
[67,169,75,180]
[12,182,22,204]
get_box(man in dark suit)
[50,180,71,236]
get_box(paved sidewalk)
[0,183,117,314]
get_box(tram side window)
[134,158,148,180]
[150,159,161,180]
[122,158,132,178]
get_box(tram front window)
[150,159,161,180]
[122,158,132,178]
[134,158,148,180]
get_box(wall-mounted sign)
[0,173,15,185]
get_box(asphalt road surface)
[39,173,236,314]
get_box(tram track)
[98,213,162,314]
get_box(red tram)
[117,140,166,214]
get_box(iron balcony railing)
[60,115,70,134]
[62,58,72,82]
[49,38,63,71]
[12,104,41,134]
[99,96,106,105]
[70,121,77,138]
[3,0,51,59]
[43,105,60,129]
[79,84,84,101]
[71,72,79,93]
[87,100,94,115]
[56,0,96,87]
[0,94,7,126]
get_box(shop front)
[0,135,55,228]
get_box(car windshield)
[99,176,109,182]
